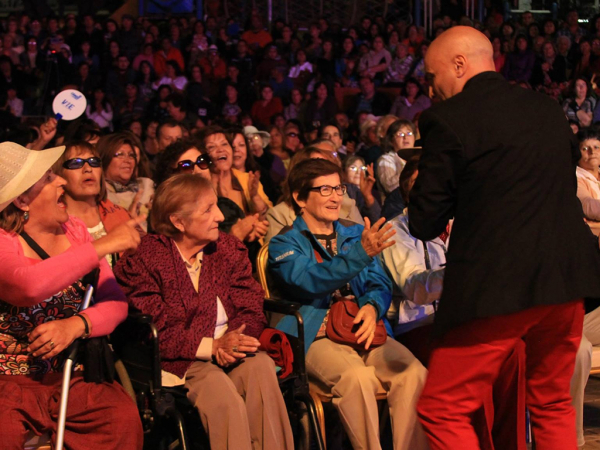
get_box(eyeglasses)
[175,155,212,172]
[114,151,137,160]
[581,145,600,153]
[348,165,367,172]
[309,184,347,197]
[286,132,299,138]
[395,131,414,138]
[62,157,102,169]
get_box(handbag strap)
[20,231,99,303]
[20,231,51,260]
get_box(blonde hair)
[151,174,214,238]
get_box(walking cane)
[55,284,94,450]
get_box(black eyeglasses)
[175,155,213,172]
[62,157,102,170]
[309,184,347,197]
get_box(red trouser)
[0,372,143,450]
[417,300,584,450]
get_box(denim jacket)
[268,215,393,353]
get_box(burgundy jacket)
[114,232,265,378]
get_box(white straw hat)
[243,126,271,148]
[0,142,66,212]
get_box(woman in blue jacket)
[268,159,428,450]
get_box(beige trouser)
[572,308,600,447]
[306,337,429,450]
[184,352,294,450]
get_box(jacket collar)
[577,165,600,183]
[292,214,361,239]
[462,71,504,93]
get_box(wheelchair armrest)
[263,298,301,315]
[127,312,154,324]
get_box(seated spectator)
[152,59,188,92]
[221,83,242,123]
[105,54,136,103]
[136,60,157,104]
[148,84,172,123]
[269,66,294,101]
[0,141,142,449]
[289,49,313,89]
[385,43,414,85]
[268,124,291,166]
[251,84,284,129]
[265,146,364,242]
[167,93,198,130]
[390,78,432,121]
[52,140,132,266]
[186,20,210,64]
[503,35,535,83]
[257,45,287,82]
[72,40,100,73]
[303,82,338,131]
[563,77,595,128]
[115,83,146,128]
[154,36,184,78]
[156,120,183,153]
[199,45,227,87]
[268,158,428,450]
[377,119,416,196]
[410,42,429,86]
[351,76,391,117]
[356,117,382,168]
[573,38,593,80]
[86,87,114,132]
[242,125,286,202]
[153,139,267,250]
[531,41,567,87]
[284,88,306,122]
[358,36,392,84]
[319,122,349,156]
[241,14,273,54]
[491,36,506,74]
[97,132,154,230]
[114,174,293,450]
[381,156,420,222]
[576,128,600,235]
[198,126,272,219]
[132,43,155,71]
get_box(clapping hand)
[361,217,396,257]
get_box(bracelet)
[75,314,90,339]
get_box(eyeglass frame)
[308,184,347,197]
[348,165,367,172]
[174,155,213,172]
[62,157,102,170]
[581,144,600,153]
[395,131,414,138]
[113,151,137,160]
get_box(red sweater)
[114,232,265,378]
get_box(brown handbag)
[326,297,387,351]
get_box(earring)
[23,211,29,221]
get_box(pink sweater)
[0,217,127,337]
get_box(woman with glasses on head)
[268,159,428,450]
[376,119,416,197]
[53,141,133,266]
[155,139,268,253]
[97,132,154,232]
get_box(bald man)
[408,26,600,450]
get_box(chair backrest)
[256,243,271,298]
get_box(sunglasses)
[175,155,212,172]
[62,157,102,170]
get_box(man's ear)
[454,55,467,78]
[170,214,186,233]
[292,191,306,210]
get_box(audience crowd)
[2,4,600,450]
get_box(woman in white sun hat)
[0,142,143,449]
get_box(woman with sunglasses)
[376,120,416,197]
[53,141,133,266]
[97,132,154,232]
[268,159,428,450]
[154,139,268,251]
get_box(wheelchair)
[111,299,325,450]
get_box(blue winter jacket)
[268,215,393,354]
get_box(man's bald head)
[425,26,495,100]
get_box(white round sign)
[52,89,87,121]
